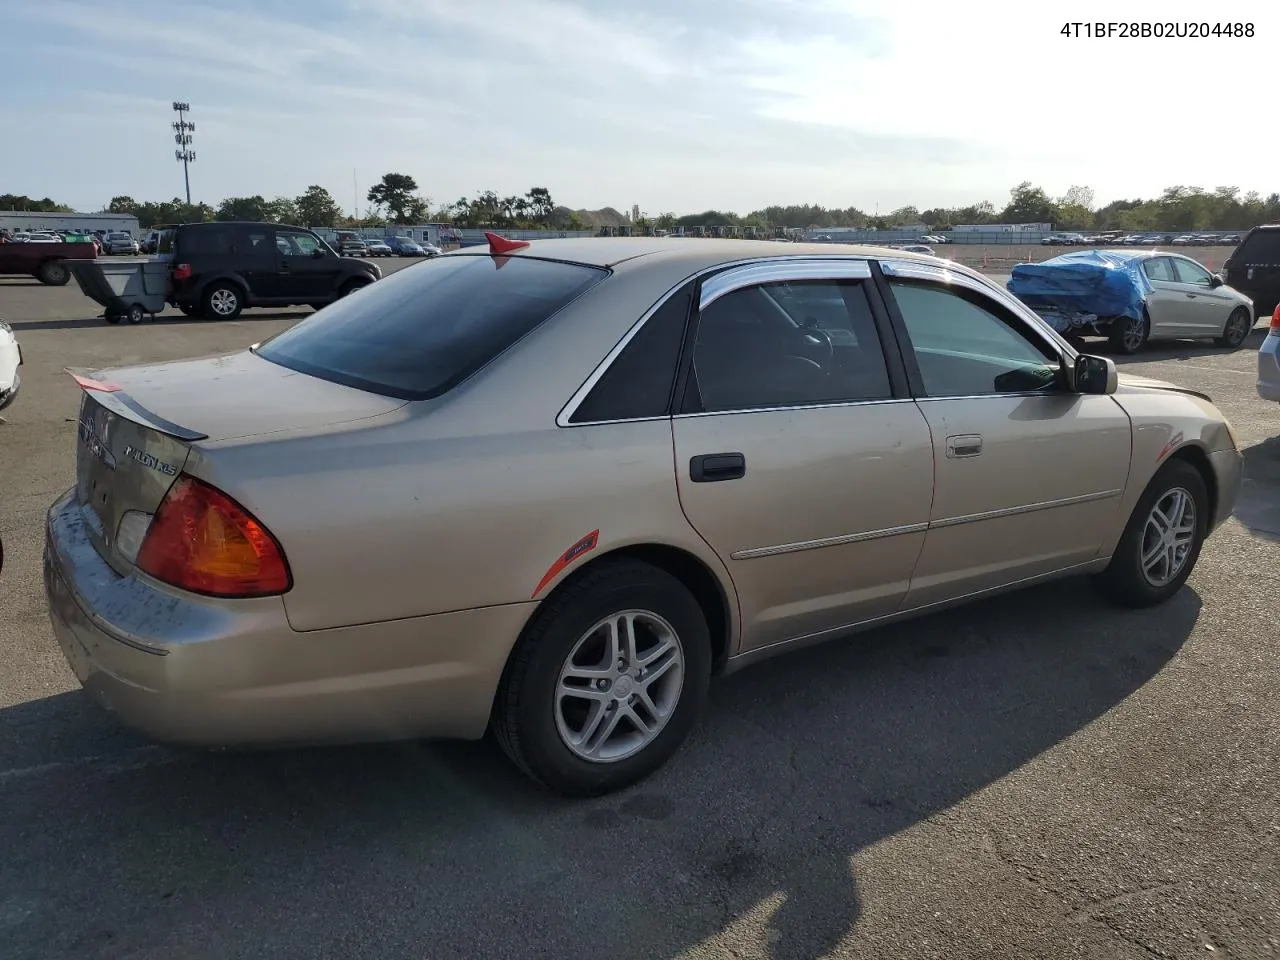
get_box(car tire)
[492,558,713,797]
[1216,307,1252,348]
[37,260,70,286]
[338,278,371,298]
[1093,458,1208,608]
[1109,313,1148,355]
[201,282,244,321]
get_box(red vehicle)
[0,232,97,285]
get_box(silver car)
[44,238,1243,796]
[1258,306,1280,403]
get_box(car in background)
[1219,235,1241,245]
[898,244,935,255]
[0,317,20,413]
[339,238,369,257]
[1257,305,1280,403]
[103,233,139,255]
[1222,225,1280,319]
[42,235,1243,796]
[385,236,426,256]
[365,239,393,257]
[156,220,380,320]
[420,242,443,257]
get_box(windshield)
[254,254,608,400]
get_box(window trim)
[874,258,1071,402]
[556,255,1043,426]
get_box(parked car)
[157,220,380,320]
[339,238,369,257]
[0,232,95,284]
[363,239,393,257]
[1257,305,1280,403]
[1009,249,1254,354]
[898,244,935,255]
[103,232,139,255]
[1222,225,1280,319]
[385,236,426,256]
[0,317,20,413]
[44,236,1243,796]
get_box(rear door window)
[1143,257,1176,282]
[254,254,608,400]
[178,226,235,256]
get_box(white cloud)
[4,0,1275,215]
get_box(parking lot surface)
[1,265,1278,960]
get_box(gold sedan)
[44,237,1242,796]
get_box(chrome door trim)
[876,257,1076,360]
[929,488,1123,529]
[731,521,928,560]
[698,259,872,312]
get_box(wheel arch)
[195,273,250,302]
[521,542,736,677]
[1165,443,1218,528]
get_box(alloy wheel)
[554,610,685,763]
[1140,486,1196,587]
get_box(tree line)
[7,179,1280,232]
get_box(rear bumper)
[44,489,533,746]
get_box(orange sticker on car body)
[1157,431,1184,462]
[532,530,600,598]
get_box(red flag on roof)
[485,231,530,254]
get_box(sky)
[2,0,1274,218]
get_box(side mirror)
[1209,273,1224,288]
[1075,354,1117,395]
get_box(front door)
[274,228,342,302]
[876,265,1132,610]
[1170,255,1241,335]
[670,262,935,653]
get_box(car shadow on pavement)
[1235,437,1280,541]
[0,579,1201,960]
[1103,327,1268,364]
[6,311,313,332]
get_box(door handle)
[946,435,982,458]
[690,452,746,482]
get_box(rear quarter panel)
[1098,387,1235,556]
[188,259,740,643]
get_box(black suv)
[1222,225,1280,318]
[158,221,381,320]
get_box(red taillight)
[1271,305,1280,333]
[135,475,291,598]
[172,263,192,281]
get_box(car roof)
[442,236,941,270]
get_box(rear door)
[1223,228,1280,316]
[875,259,1132,609]
[670,260,935,653]
[1140,255,1196,336]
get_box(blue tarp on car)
[1007,250,1152,328]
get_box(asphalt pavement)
[1,265,1278,960]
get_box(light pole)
[172,102,196,206]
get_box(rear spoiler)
[66,368,208,442]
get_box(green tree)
[294,185,343,227]
[106,195,138,214]
[525,187,555,224]
[265,196,300,225]
[0,194,73,212]
[1000,182,1059,224]
[216,195,272,221]
[367,172,427,224]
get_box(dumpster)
[68,258,169,324]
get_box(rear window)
[254,254,608,400]
[1236,228,1280,261]
[177,226,234,256]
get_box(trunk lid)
[68,352,406,573]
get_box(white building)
[953,222,1052,233]
[0,210,141,234]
